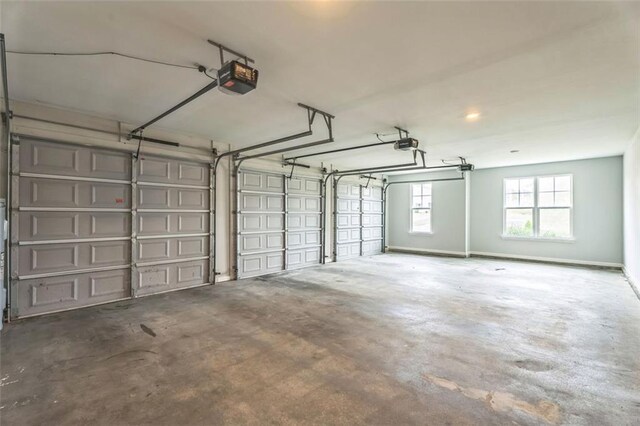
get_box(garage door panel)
[362,214,382,227]
[19,240,130,276]
[288,196,320,213]
[19,211,80,240]
[177,163,208,186]
[337,214,360,228]
[20,245,78,275]
[362,200,382,213]
[336,228,361,243]
[239,213,261,233]
[20,139,131,180]
[22,178,78,207]
[136,259,208,296]
[336,242,360,260]
[91,151,131,178]
[90,213,130,237]
[238,252,284,278]
[178,189,208,209]
[287,197,302,212]
[177,260,207,284]
[137,156,208,186]
[288,177,320,195]
[240,171,262,190]
[21,139,79,175]
[337,183,360,199]
[287,213,320,230]
[239,233,284,254]
[239,213,284,233]
[336,199,360,214]
[362,227,382,240]
[136,236,208,262]
[138,157,170,181]
[138,186,208,210]
[240,193,283,212]
[15,268,130,317]
[287,195,320,213]
[363,240,382,255]
[90,183,130,207]
[178,237,208,257]
[137,239,170,262]
[287,247,320,269]
[138,213,170,235]
[138,212,208,236]
[362,186,382,200]
[90,241,130,266]
[287,230,320,248]
[178,213,207,232]
[239,170,284,193]
[20,178,130,208]
[138,186,170,208]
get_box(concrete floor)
[1,254,639,425]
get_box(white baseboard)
[387,246,468,258]
[622,266,640,299]
[469,251,623,269]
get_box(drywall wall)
[386,170,467,256]
[623,131,639,289]
[470,156,624,266]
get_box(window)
[504,175,572,239]
[504,177,534,237]
[411,183,432,233]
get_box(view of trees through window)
[504,175,572,239]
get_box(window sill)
[410,231,433,236]
[500,235,575,243]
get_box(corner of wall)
[623,125,640,290]
[464,171,471,257]
[623,267,640,300]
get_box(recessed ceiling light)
[465,111,481,122]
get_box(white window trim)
[501,235,575,243]
[502,174,574,241]
[410,183,433,234]
[409,230,434,235]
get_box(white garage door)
[361,185,384,255]
[9,136,213,318]
[334,181,383,261]
[236,169,322,278]
[286,174,322,270]
[134,155,211,296]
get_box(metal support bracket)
[133,129,144,160]
[283,159,311,179]
[394,126,410,139]
[1,110,12,123]
[207,39,255,66]
[235,104,335,163]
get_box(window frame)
[410,183,433,234]
[502,174,574,241]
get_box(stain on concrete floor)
[1,254,639,425]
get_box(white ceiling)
[2,1,639,169]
